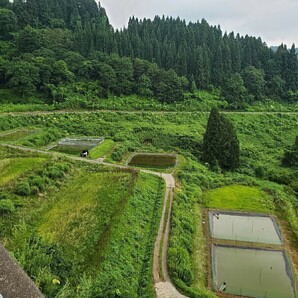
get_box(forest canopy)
[0,0,297,107]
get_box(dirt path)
[1,144,187,298]
[1,109,298,117]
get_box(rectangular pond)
[50,138,104,155]
[127,153,177,168]
[209,211,282,244]
[212,245,296,298]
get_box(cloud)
[100,0,298,46]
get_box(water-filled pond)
[128,153,177,168]
[212,245,296,298]
[209,211,282,244]
[50,138,103,155]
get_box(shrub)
[0,199,15,214]
[30,176,46,192]
[15,181,31,196]
[48,166,64,179]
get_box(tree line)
[0,0,297,106]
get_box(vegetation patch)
[128,153,177,168]
[205,185,274,213]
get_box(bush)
[111,143,129,162]
[0,199,15,214]
[30,176,46,192]
[15,181,31,196]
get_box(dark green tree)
[287,44,298,91]
[0,8,17,39]
[202,108,240,170]
[16,26,48,53]
[7,61,40,96]
[266,75,286,99]
[242,66,265,99]
[137,74,153,97]
[221,73,247,109]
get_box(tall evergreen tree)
[287,44,298,91]
[202,108,240,171]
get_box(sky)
[99,0,298,47]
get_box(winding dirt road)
[1,144,186,298]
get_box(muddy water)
[210,212,282,244]
[213,246,295,298]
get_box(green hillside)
[0,1,297,297]
[0,109,297,297]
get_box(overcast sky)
[100,0,298,47]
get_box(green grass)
[0,157,46,186]
[38,170,133,267]
[79,173,164,298]
[89,139,115,159]
[205,185,274,213]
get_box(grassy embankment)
[0,145,164,297]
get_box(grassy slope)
[0,145,164,297]
[38,170,133,267]
[0,107,297,297]
[84,173,164,298]
[89,139,115,159]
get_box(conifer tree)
[202,108,240,171]
[287,44,298,91]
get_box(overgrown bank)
[0,145,164,297]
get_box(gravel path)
[155,282,187,298]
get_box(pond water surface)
[209,212,282,244]
[213,245,296,298]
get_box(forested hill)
[0,0,297,107]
